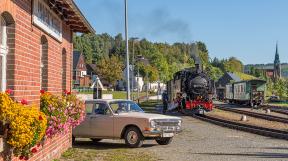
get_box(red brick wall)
[0,0,73,104]
[0,0,74,160]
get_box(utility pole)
[124,0,130,100]
[131,37,139,101]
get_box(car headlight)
[177,120,182,126]
[150,120,156,128]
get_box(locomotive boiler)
[167,44,214,113]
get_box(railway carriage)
[225,79,266,107]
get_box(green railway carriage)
[225,79,266,107]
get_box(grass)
[77,90,148,100]
[268,103,288,107]
[138,100,162,113]
[58,147,155,161]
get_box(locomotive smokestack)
[190,43,202,72]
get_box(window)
[0,16,7,91]
[62,49,66,91]
[94,103,110,115]
[86,103,94,115]
[40,36,48,90]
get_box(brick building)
[0,0,93,160]
[73,51,91,87]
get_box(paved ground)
[72,114,288,161]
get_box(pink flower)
[20,99,28,105]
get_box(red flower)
[63,90,68,94]
[24,156,29,160]
[19,156,24,160]
[40,89,45,94]
[31,147,37,153]
[20,99,28,105]
[37,143,41,147]
[67,91,71,95]
[5,89,13,95]
[39,115,43,120]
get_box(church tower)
[274,42,281,79]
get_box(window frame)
[0,16,8,92]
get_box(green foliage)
[206,65,224,81]
[96,55,124,86]
[223,57,244,72]
[273,78,288,98]
[265,78,288,99]
[73,33,246,84]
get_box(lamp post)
[131,37,139,100]
[124,0,130,100]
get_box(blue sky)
[75,0,288,65]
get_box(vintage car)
[72,99,182,148]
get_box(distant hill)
[244,63,288,78]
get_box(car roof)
[85,99,131,104]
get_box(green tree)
[223,57,244,72]
[96,55,124,86]
[273,78,287,99]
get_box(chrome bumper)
[143,128,182,137]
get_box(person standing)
[162,91,168,114]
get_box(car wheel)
[90,138,102,143]
[124,127,144,148]
[155,137,173,145]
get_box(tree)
[223,57,244,72]
[206,65,224,81]
[96,55,124,86]
[273,78,288,99]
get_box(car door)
[89,102,114,138]
[73,103,94,137]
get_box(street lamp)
[124,0,130,100]
[131,37,139,100]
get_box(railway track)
[215,106,288,123]
[192,114,288,140]
[262,105,288,115]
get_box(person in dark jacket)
[162,91,168,114]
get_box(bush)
[0,92,47,158]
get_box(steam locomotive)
[166,45,214,113]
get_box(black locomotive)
[167,45,214,112]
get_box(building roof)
[226,72,241,82]
[233,72,257,81]
[48,0,95,33]
[73,51,81,69]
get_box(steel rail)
[192,114,288,140]
[215,106,288,123]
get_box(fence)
[73,87,93,93]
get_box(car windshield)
[109,101,144,113]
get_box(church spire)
[274,42,280,65]
[274,42,281,79]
